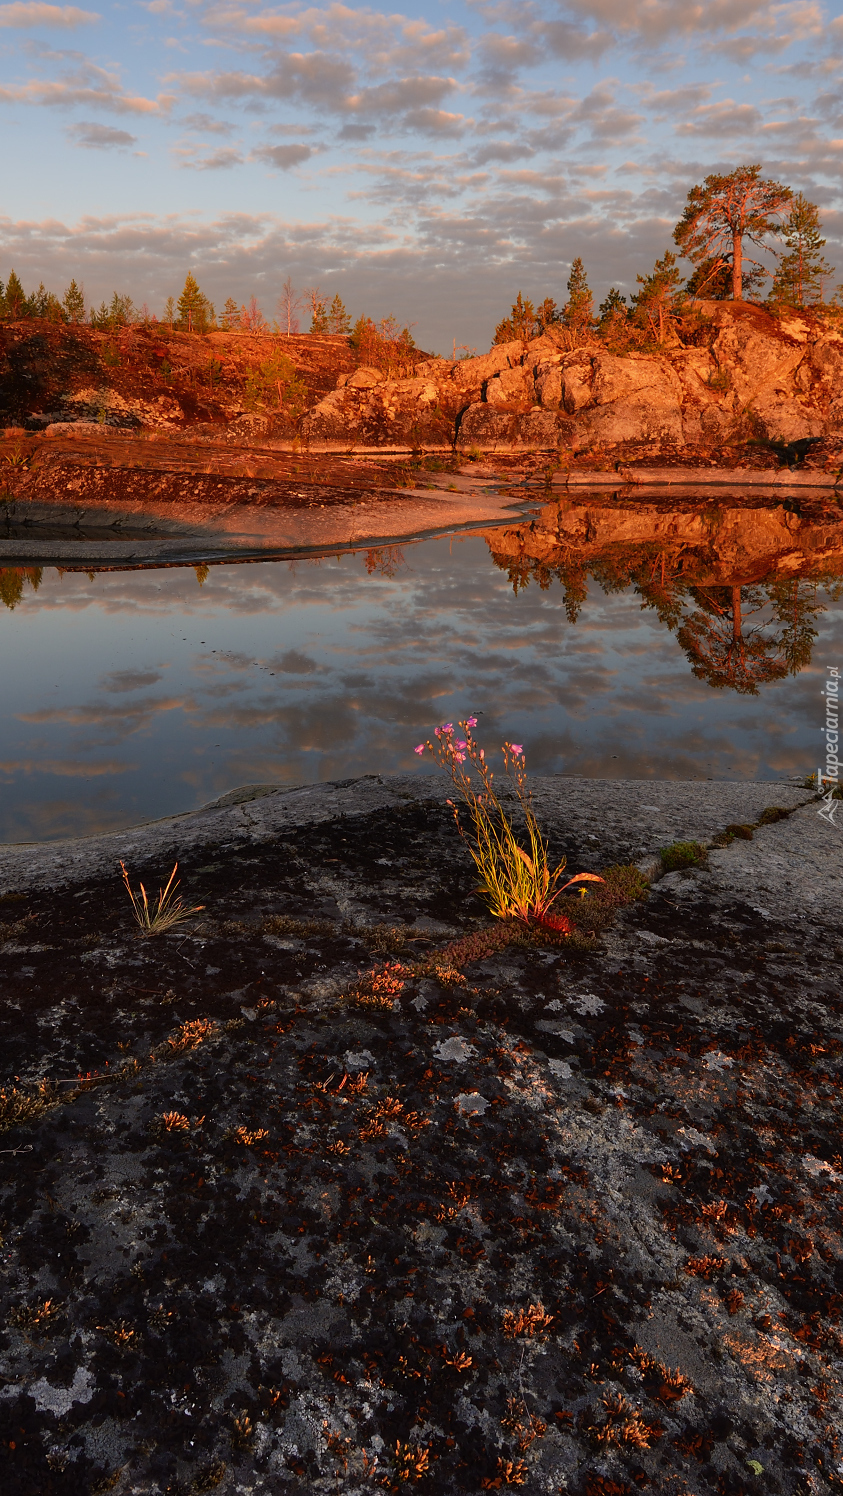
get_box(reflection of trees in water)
[364,546,406,578]
[490,540,837,694]
[0,567,42,611]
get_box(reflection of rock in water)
[483,499,843,692]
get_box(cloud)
[0,60,166,113]
[267,649,320,674]
[477,32,541,71]
[675,100,764,135]
[175,144,244,168]
[180,110,236,134]
[99,669,163,691]
[563,0,792,40]
[536,19,613,60]
[251,141,313,167]
[66,120,138,147]
[0,757,131,776]
[0,3,97,25]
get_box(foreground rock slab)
[1,777,841,1496]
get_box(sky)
[1,0,843,349]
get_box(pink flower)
[440,722,454,735]
[454,740,467,750]
[454,751,466,763]
[465,716,477,727]
[510,743,524,756]
[414,744,425,755]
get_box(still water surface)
[1,532,837,841]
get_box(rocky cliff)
[301,301,843,455]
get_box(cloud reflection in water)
[0,530,838,841]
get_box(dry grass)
[501,1396,547,1452]
[9,1297,64,1337]
[229,1125,269,1145]
[0,912,37,946]
[393,1441,430,1482]
[156,1111,191,1132]
[482,1457,528,1487]
[501,1302,554,1339]
[586,1393,663,1450]
[0,1079,59,1133]
[121,860,204,937]
[262,913,338,939]
[165,1018,219,1055]
[349,961,410,1009]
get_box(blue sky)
[1,0,843,348]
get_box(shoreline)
[0,772,814,891]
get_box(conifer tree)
[221,297,241,329]
[176,272,212,333]
[673,165,791,300]
[327,294,351,334]
[62,279,86,323]
[4,269,27,319]
[770,193,834,307]
[598,287,626,321]
[535,296,561,332]
[563,258,593,337]
[632,251,684,341]
[29,283,66,321]
[304,286,329,332]
[493,292,536,344]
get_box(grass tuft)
[0,1079,59,1132]
[121,861,204,938]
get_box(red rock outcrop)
[301,302,843,453]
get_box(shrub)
[243,350,307,417]
[659,841,706,872]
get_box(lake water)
[1,527,838,842]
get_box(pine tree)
[327,294,351,334]
[535,297,561,332]
[29,283,66,322]
[63,279,86,323]
[770,193,834,307]
[563,258,593,337]
[673,165,791,300]
[176,272,212,333]
[685,255,768,300]
[597,288,629,345]
[632,251,684,342]
[220,297,241,329]
[598,287,626,322]
[4,269,28,319]
[493,292,536,344]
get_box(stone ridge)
[302,302,843,453]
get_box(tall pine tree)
[176,272,213,333]
[62,279,86,323]
[563,258,593,336]
[770,193,834,307]
[3,269,28,319]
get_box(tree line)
[1,166,834,354]
[495,165,838,346]
[0,266,418,356]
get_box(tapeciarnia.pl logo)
[818,665,840,825]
